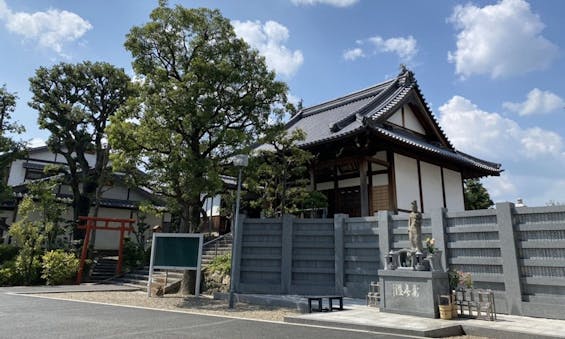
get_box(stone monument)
[408,200,423,252]
[379,200,449,318]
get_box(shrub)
[41,250,79,285]
[123,238,146,270]
[0,244,19,264]
[207,253,231,276]
[0,260,22,286]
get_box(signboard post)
[147,233,203,297]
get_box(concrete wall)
[235,203,565,319]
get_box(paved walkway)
[287,302,565,338]
[233,294,565,339]
[3,285,564,338]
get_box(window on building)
[24,168,46,180]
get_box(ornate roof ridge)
[300,78,396,117]
[330,77,401,132]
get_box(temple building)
[286,67,502,216]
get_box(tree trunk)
[73,195,91,240]
[179,200,202,295]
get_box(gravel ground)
[34,291,490,338]
[34,291,299,322]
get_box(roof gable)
[277,67,502,177]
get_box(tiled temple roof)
[282,68,502,176]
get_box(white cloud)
[439,95,565,206]
[232,20,303,78]
[343,47,364,61]
[482,173,517,200]
[439,95,563,160]
[344,35,418,63]
[291,0,358,7]
[369,35,418,62]
[503,88,565,116]
[447,0,558,79]
[0,0,92,55]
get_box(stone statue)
[408,200,422,252]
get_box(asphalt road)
[0,292,417,339]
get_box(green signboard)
[153,236,200,268]
[147,233,203,297]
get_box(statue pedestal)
[378,269,449,318]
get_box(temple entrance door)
[338,186,361,217]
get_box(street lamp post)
[229,154,248,309]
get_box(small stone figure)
[408,200,423,252]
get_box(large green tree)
[109,2,288,294]
[248,128,326,217]
[29,61,133,238]
[464,179,494,210]
[0,85,25,204]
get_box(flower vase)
[427,250,443,272]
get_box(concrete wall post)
[377,211,392,265]
[431,208,448,271]
[233,215,245,292]
[496,202,523,315]
[334,214,347,295]
[281,214,293,294]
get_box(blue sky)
[1,0,565,207]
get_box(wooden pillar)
[387,151,398,213]
[333,160,339,213]
[359,160,369,216]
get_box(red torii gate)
[76,216,136,284]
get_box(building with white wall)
[282,67,502,216]
[0,146,171,249]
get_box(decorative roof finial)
[398,64,414,86]
[399,64,408,75]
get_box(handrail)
[203,232,232,248]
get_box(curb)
[284,315,463,337]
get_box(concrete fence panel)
[238,218,283,294]
[514,205,565,319]
[343,216,379,298]
[291,218,336,295]
[235,205,565,320]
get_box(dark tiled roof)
[281,68,502,176]
[372,126,501,173]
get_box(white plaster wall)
[420,161,443,213]
[128,190,146,202]
[388,109,403,125]
[374,151,387,162]
[317,181,333,191]
[444,168,465,211]
[7,160,26,186]
[202,195,221,216]
[371,163,387,171]
[404,105,426,134]
[316,178,363,190]
[394,154,420,211]
[92,207,134,250]
[372,174,388,186]
[339,177,360,188]
[101,186,128,200]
